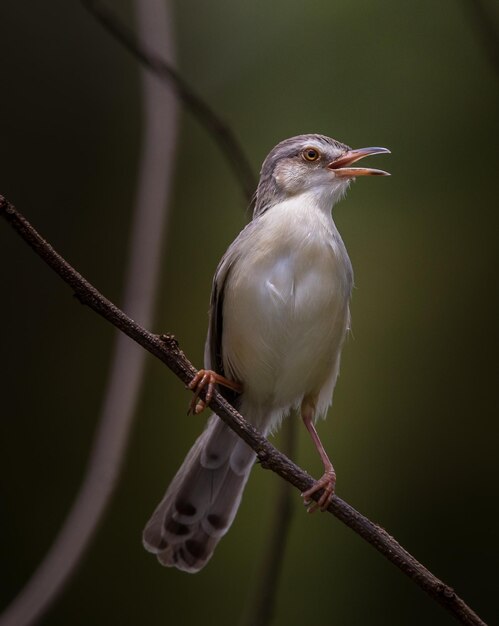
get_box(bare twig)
[0,196,487,626]
[461,0,499,78]
[81,0,258,203]
[0,2,178,625]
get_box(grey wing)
[204,234,238,353]
[204,257,230,375]
[203,221,257,403]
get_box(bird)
[143,134,390,572]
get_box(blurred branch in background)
[240,419,296,626]
[0,196,487,626]
[461,0,499,78]
[0,1,179,625]
[81,4,295,624]
[1,2,293,625]
[81,0,258,204]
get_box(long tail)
[143,414,256,572]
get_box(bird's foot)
[187,369,242,415]
[302,468,336,513]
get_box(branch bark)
[0,196,487,626]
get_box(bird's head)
[254,134,390,216]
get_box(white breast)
[222,192,353,426]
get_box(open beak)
[328,147,390,177]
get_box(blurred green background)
[1,1,498,624]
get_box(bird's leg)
[187,369,242,415]
[300,397,336,513]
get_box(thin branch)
[81,0,258,204]
[461,0,499,78]
[0,196,487,626]
[0,2,178,624]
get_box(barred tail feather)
[143,414,256,573]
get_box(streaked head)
[254,134,389,216]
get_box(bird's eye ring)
[303,147,320,162]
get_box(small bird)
[143,134,389,572]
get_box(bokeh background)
[1,1,498,625]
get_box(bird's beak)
[328,147,390,177]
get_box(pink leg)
[187,369,242,415]
[301,398,336,513]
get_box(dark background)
[1,1,498,625]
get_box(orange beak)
[328,147,390,177]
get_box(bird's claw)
[302,468,336,513]
[187,369,242,415]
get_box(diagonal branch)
[0,197,487,626]
[81,0,257,203]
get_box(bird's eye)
[303,147,320,162]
